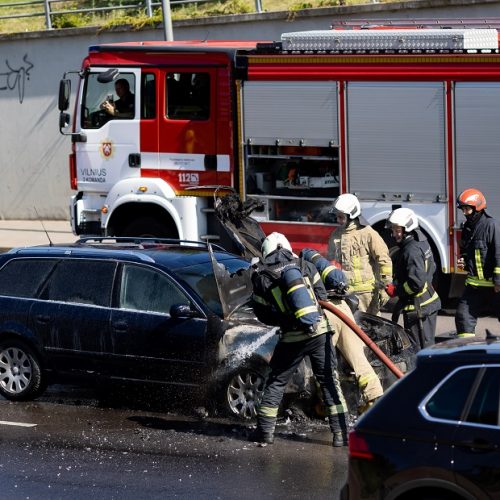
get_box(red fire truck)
[58,20,500,294]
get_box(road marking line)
[0,420,37,428]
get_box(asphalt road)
[0,388,347,500]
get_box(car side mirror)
[170,303,199,319]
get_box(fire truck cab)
[59,22,500,294]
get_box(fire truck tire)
[121,217,177,239]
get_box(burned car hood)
[208,243,254,319]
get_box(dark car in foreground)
[0,237,415,420]
[343,336,500,500]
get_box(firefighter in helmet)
[251,232,349,447]
[386,208,441,350]
[327,193,393,316]
[455,188,500,337]
[301,248,384,415]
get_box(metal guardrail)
[0,0,264,30]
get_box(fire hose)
[319,300,404,379]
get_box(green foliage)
[204,0,253,16]
[52,13,92,29]
[289,2,314,10]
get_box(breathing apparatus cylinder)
[280,264,322,330]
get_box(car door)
[29,258,117,374]
[107,263,208,385]
[452,366,500,498]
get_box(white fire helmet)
[261,232,293,259]
[331,193,361,219]
[388,207,419,232]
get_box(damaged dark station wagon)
[0,237,414,419]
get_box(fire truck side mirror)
[58,79,71,111]
[59,112,70,130]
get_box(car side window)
[119,264,189,314]
[425,367,480,421]
[466,367,500,427]
[0,258,57,298]
[41,259,116,307]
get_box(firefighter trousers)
[403,309,438,351]
[324,303,383,405]
[356,290,388,317]
[257,333,348,438]
[455,285,500,337]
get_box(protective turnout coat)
[460,212,500,288]
[393,229,441,314]
[327,221,392,294]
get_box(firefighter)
[455,189,500,337]
[327,193,393,316]
[301,248,383,414]
[251,233,349,447]
[386,208,441,350]
[101,78,135,119]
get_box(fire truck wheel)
[121,217,177,238]
[0,339,45,401]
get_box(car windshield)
[175,256,251,317]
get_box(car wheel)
[0,340,44,401]
[222,366,267,420]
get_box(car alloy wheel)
[226,368,265,420]
[0,341,44,401]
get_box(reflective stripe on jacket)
[460,212,500,288]
[327,221,392,293]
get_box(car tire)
[0,339,45,401]
[219,365,267,420]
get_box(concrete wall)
[1,0,500,219]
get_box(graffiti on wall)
[0,54,34,104]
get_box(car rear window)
[425,367,480,421]
[0,258,57,298]
[41,259,116,307]
[466,367,500,427]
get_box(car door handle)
[111,322,128,333]
[35,314,51,324]
[458,438,497,452]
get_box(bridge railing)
[0,0,264,31]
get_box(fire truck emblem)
[99,139,114,159]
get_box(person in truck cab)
[327,193,392,316]
[101,78,135,119]
[455,188,500,337]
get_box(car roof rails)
[331,18,500,30]
[75,236,227,252]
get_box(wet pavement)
[0,386,348,500]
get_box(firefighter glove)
[385,283,397,298]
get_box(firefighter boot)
[333,431,348,447]
[251,415,276,445]
[329,415,348,447]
